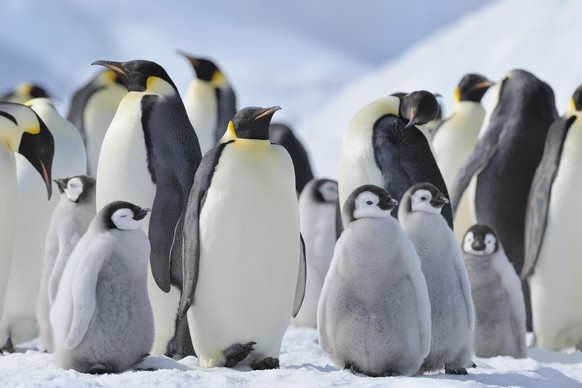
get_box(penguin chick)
[37,175,96,353]
[318,184,431,377]
[51,201,153,374]
[399,182,474,375]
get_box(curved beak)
[54,178,67,193]
[471,80,495,90]
[430,195,449,208]
[133,207,151,221]
[92,60,127,76]
[18,117,54,200]
[254,106,281,121]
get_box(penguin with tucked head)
[462,224,526,358]
[0,102,54,351]
[92,59,202,358]
[451,69,557,331]
[180,53,237,153]
[399,183,474,375]
[338,91,453,228]
[51,201,153,374]
[1,82,50,103]
[179,105,306,369]
[37,175,96,353]
[523,84,582,350]
[67,70,127,176]
[318,185,431,377]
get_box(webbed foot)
[252,357,279,370]
[223,341,255,367]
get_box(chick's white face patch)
[319,181,338,203]
[463,231,497,256]
[353,191,391,219]
[64,177,84,202]
[410,189,440,214]
[111,208,143,231]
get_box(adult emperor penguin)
[179,106,306,369]
[1,82,50,103]
[92,59,202,358]
[37,175,96,353]
[0,103,53,351]
[463,224,526,358]
[399,183,474,375]
[269,123,314,194]
[291,178,337,328]
[523,85,582,350]
[451,69,557,331]
[432,74,493,241]
[67,69,127,176]
[318,185,431,377]
[338,91,453,228]
[0,98,86,350]
[51,201,153,373]
[180,53,236,154]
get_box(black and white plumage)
[1,82,50,103]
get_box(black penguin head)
[343,185,398,225]
[462,224,499,256]
[54,175,96,204]
[225,106,281,140]
[404,182,448,215]
[312,179,338,203]
[179,52,225,84]
[92,60,178,94]
[398,90,439,128]
[455,74,494,103]
[101,201,151,231]
[1,82,50,103]
[568,84,582,114]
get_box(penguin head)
[101,201,151,231]
[179,52,228,89]
[225,106,281,140]
[0,102,54,199]
[54,175,96,204]
[462,224,499,256]
[455,74,494,104]
[92,60,177,95]
[343,185,398,224]
[314,179,338,203]
[405,182,448,215]
[1,82,50,103]
[567,84,582,115]
[398,90,439,128]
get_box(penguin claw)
[223,341,255,367]
[252,357,279,370]
[445,366,468,375]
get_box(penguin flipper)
[179,141,231,317]
[522,116,574,279]
[48,227,82,305]
[292,234,307,317]
[65,235,114,350]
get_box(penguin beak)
[471,239,486,251]
[254,106,281,121]
[92,60,127,76]
[404,112,418,129]
[471,80,495,90]
[391,198,399,207]
[133,208,151,221]
[177,50,197,66]
[18,119,54,200]
[430,195,449,208]
[54,178,67,194]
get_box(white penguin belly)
[0,149,16,326]
[531,123,582,350]
[184,81,218,154]
[190,141,299,367]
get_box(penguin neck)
[145,77,177,98]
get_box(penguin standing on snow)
[179,106,306,369]
[180,53,236,153]
[451,69,557,331]
[523,85,582,350]
[399,183,474,375]
[37,175,96,353]
[67,70,127,176]
[51,201,153,374]
[0,103,53,351]
[93,59,202,358]
[462,224,526,358]
[318,185,431,377]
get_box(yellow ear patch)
[24,125,40,135]
[568,97,577,114]
[104,69,117,83]
[211,71,226,88]
[454,87,461,103]
[227,121,237,139]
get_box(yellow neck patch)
[211,71,227,88]
[567,97,578,116]
[454,87,461,103]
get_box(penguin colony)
[0,57,578,379]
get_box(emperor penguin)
[399,183,474,375]
[338,91,453,228]
[432,74,493,241]
[462,224,526,358]
[1,82,50,103]
[451,69,557,331]
[318,185,431,377]
[269,123,314,194]
[37,175,96,353]
[51,201,154,374]
[523,84,582,350]
[391,91,443,144]
[0,98,86,350]
[291,178,338,328]
[0,103,53,349]
[180,53,237,153]
[179,106,306,369]
[67,69,127,176]
[92,59,202,358]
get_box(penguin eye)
[421,196,427,201]
[366,201,373,205]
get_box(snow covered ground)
[3,0,582,386]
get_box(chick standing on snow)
[399,182,474,375]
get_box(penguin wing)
[522,116,574,279]
[66,82,104,142]
[48,224,83,305]
[455,259,475,329]
[179,141,231,317]
[292,234,307,317]
[64,233,114,350]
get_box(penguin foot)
[1,338,14,354]
[86,363,117,374]
[252,357,279,370]
[223,342,255,367]
[445,366,468,375]
[344,362,364,375]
